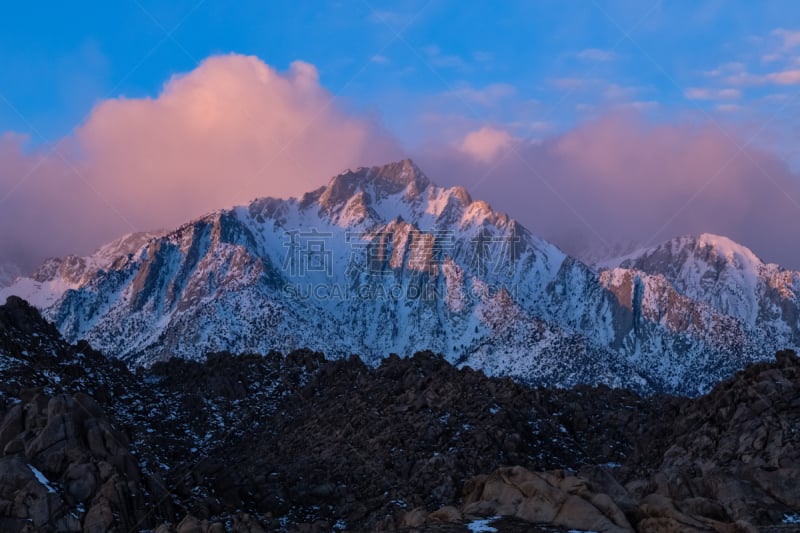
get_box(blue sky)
[2,1,800,153]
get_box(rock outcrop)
[421,350,800,533]
[0,392,151,532]
[1,297,799,531]
[460,466,632,532]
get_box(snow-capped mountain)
[606,234,799,336]
[2,160,797,394]
[4,231,164,308]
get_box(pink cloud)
[766,69,800,85]
[726,68,800,86]
[0,54,402,274]
[3,55,800,278]
[419,113,800,268]
[459,126,513,162]
[684,88,742,100]
[773,28,800,50]
[76,55,401,228]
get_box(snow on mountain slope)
[0,232,164,308]
[2,160,794,394]
[602,233,800,345]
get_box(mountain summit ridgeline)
[2,160,798,395]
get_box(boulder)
[458,466,633,532]
[400,507,428,528]
[427,505,462,523]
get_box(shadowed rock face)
[0,297,798,532]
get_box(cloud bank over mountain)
[0,54,401,273]
[1,54,800,275]
[419,114,800,267]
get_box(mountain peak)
[366,158,428,188]
[606,233,765,273]
[5,160,800,396]
[339,158,429,191]
[693,233,763,267]
[317,159,430,211]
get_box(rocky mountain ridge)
[1,160,798,395]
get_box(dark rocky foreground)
[0,296,798,532]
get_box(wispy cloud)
[367,9,414,28]
[473,51,493,63]
[445,83,516,106]
[760,93,790,102]
[421,44,466,69]
[698,28,800,96]
[766,69,800,84]
[716,103,744,112]
[549,77,647,107]
[503,119,553,136]
[550,77,592,90]
[725,69,800,86]
[703,61,746,77]
[772,28,800,50]
[576,48,616,62]
[684,87,742,100]
[604,83,643,101]
[627,100,659,111]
